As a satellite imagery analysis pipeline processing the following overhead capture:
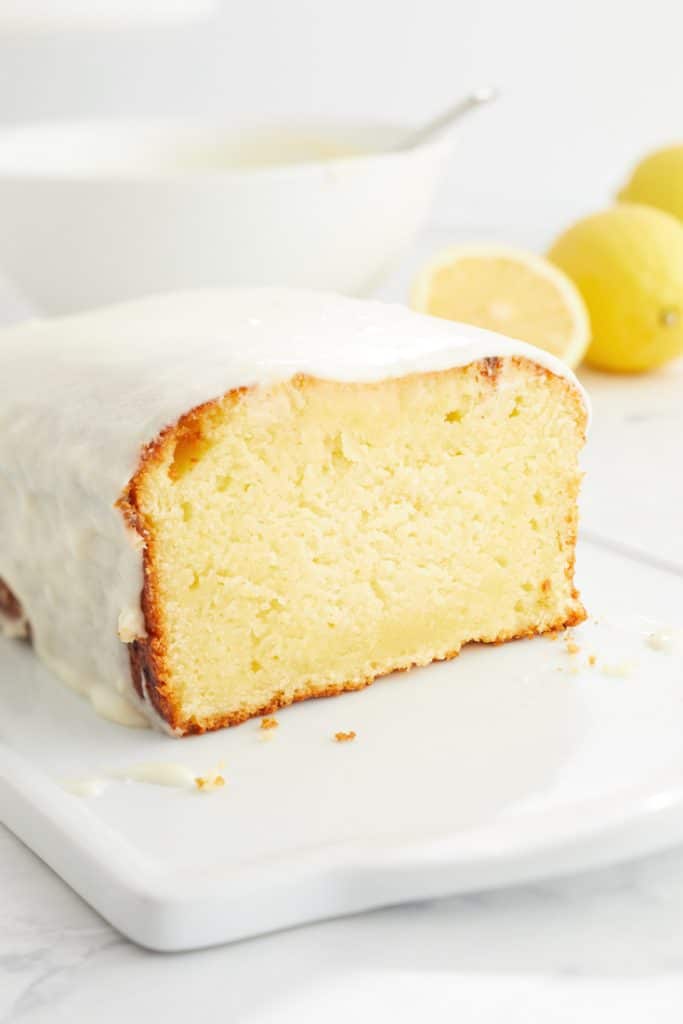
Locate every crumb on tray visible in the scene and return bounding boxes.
[600,660,635,679]
[195,774,225,792]
[645,630,675,654]
[334,730,356,743]
[260,717,279,730]
[195,761,226,792]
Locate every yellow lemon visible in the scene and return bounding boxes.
[548,204,683,372]
[411,244,590,368]
[618,145,683,221]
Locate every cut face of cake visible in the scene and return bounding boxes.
[122,361,585,733]
[0,289,588,735]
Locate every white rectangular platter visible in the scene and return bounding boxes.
[2,539,683,951]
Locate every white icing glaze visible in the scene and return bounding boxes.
[89,683,150,728]
[0,287,588,731]
[117,606,147,643]
[600,660,637,679]
[63,777,109,798]
[115,761,197,788]
[644,629,681,655]
[65,761,226,794]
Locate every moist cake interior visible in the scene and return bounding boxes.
[124,356,585,734]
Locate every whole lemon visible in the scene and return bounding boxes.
[548,204,683,372]
[618,145,683,221]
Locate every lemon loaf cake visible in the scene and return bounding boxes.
[0,289,588,735]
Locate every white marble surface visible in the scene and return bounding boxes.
[2,231,683,1022]
[6,825,683,1023]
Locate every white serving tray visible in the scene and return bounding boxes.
[2,539,683,951]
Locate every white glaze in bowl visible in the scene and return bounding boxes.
[0,119,452,312]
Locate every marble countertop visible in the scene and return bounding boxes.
[5,823,683,1023]
[2,233,683,1023]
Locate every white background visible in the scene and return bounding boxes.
[0,0,681,232]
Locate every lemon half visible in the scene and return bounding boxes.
[411,244,590,368]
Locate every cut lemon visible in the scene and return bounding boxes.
[411,244,591,368]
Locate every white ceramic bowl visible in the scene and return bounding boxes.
[0,0,215,32]
[0,119,452,314]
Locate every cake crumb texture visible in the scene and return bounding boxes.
[121,356,586,735]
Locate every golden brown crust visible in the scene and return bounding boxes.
[481,355,503,383]
[0,577,23,621]
[118,356,588,736]
[0,577,31,640]
[126,603,585,736]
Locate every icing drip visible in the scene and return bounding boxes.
[645,629,679,654]
[0,288,589,731]
[89,684,150,728]
[63,777,109,798]
[114,761,198,788]
[63,761,228,796]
